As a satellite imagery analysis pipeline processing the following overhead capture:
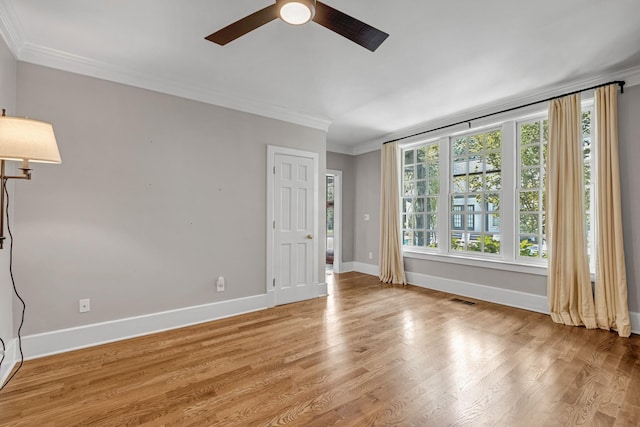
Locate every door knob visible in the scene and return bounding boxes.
[306,234,313,239]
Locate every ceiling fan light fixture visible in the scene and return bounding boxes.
[206,0,389,52]
[277,0,316,25]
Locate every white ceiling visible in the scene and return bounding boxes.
[1,0,640,153]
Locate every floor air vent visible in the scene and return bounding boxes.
[451,297,477,305]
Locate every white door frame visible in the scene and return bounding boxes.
[326,169,342,273]
[266,145,320,307]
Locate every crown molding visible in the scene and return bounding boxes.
[0,0,24,58]
[349,64,640,156]
[351,139,383,156]
[623,64,640,87]
[0,6,331,131]
[15,41,331,132]
[326,142,355,155]
[3,3,639,146]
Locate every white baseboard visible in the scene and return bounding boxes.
[16,270,640,362]
[22,294,269,360]
[318,282,328,297]
[332,262,342,274]
[339,262,355,273]
[0,337,18,387]
[352,262,378,276]
[405,271,549,314]
[353,265,640,335]
[630,312,640,335]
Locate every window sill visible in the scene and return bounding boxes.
[402,248,548,276]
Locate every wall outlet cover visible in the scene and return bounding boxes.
[79,298,90,313]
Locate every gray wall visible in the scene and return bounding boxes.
[0,36,16,347]
[351,85,640,310]
[326,151,354,262]
[353,149,381,264]
[14,62,326,335]
[619,84,640,313]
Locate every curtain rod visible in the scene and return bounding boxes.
[383,80,625,145]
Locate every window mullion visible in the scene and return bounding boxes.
[438,136,450,255]
[501,121,516,260]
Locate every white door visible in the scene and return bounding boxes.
[270,149,318,305]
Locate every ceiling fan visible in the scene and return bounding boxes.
[205,0,389,52]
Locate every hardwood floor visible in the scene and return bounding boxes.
[1,271,639,426]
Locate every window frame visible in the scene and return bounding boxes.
[582,102,596,274]
[516,115,548,263]
[448,127,504,257]
[400,99,596,277]
[401,140,441,250]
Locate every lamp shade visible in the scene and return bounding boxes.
[0,116,61,163]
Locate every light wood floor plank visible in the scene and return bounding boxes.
[1,271,639,426]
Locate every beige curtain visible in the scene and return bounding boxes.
[594,85,631,337]
[379,142,406,284]
[546,94,596,329]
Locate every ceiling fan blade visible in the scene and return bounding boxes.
[313,1,389,52]
[205,4,278,45]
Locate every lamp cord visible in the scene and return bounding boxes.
[0,177,26,392]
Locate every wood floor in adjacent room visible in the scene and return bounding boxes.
[1,272,639,426]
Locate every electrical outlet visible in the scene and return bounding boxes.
[79,298,90,313]
[368,251,373,260]
[216,276,225,292]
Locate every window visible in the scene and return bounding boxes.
[326,175,334,233]
[400,101,596,272]
[515,106,594,266]
[450,129,502,254]
[467,204,475,230]
[402,143,439,248]
[452,205,463,229]
[582,107,595,271]
[517,118,548,259]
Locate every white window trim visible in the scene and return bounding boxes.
[400,139,441,251]
[515,114,548,265]
[402,248,548,276]
[447,125,505,257]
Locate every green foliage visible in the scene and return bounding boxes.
[582,111,591,135]
[519,213,539,234]
[327,207,334,232]
[451,236,462,250]
[404,150,414,165]
[520,122,540,145]
[518,120,546,246]
[467,241,482,252]
[450,235,500,253]
[483,236,500,253]
[520,239,535,257]
[326,177,334,202]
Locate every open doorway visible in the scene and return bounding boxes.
[326,170,342,273]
